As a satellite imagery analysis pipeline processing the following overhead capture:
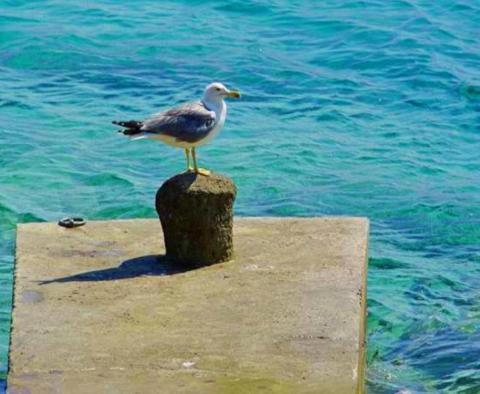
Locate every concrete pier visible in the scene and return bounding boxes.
[8,217,368,394]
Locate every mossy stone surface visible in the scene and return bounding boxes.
[156,172,236,266]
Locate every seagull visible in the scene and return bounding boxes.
[113,82,240,176]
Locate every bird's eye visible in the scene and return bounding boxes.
[215,88,221,91]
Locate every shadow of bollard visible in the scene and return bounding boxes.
[38,255,196,284]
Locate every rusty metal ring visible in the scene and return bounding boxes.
[58,217,86,228]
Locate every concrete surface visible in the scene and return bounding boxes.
[8,217,369,394]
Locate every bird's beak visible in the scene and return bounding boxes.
[227,90,241,99]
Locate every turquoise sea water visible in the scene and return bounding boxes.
[1,0,479,392]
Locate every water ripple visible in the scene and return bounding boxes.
[1,0,480,391]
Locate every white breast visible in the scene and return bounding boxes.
[194,100,227,147]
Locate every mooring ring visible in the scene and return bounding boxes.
[58,217,86,228]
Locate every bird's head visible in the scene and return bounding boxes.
[203,82,241,103]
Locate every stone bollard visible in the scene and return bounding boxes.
[155,172,237,266]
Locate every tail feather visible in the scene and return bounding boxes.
[112,120,142,128]
[129,133,149,141]
[113,119,144,136]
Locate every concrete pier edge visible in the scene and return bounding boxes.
[8,217,369,394]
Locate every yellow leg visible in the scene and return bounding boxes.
[191,147,210,176]
[184,149,193,172]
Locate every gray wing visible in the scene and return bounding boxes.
[141,101,216,143]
